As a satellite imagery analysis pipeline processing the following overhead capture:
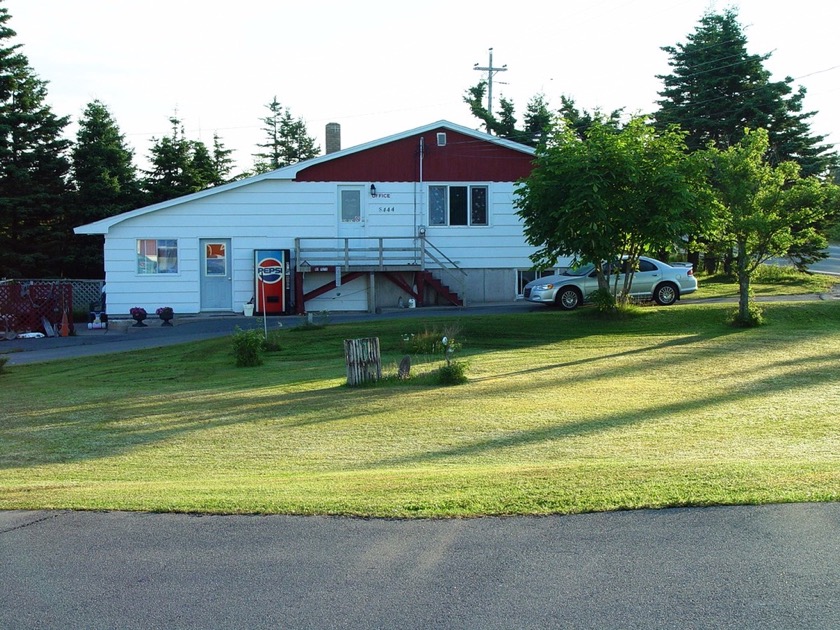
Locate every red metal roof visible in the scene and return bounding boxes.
[295,126,534,183]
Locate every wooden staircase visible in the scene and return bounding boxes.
[382,270,463,307]
[418,271,462,307]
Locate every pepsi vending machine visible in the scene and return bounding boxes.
[254,249,291,315]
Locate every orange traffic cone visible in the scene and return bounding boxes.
[60,310,70,337]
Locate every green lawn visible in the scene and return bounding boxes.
[1,298,839,517]
[686,264,837,299]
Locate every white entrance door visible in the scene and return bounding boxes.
[338,186,366,238]
[200,239,232,310]
[337,186,368,266]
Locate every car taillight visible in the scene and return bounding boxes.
[687,268,694,276]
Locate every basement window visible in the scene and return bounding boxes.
[137,239,178,274]
[429,185,488,226]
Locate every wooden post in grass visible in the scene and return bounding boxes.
[344,337,382,386]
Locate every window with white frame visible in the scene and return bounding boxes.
[136,239,178,274]
[429,185,488,226]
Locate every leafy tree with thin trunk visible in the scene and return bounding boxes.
[0,3,72,278]
[703,128,839,325]
[70,99,140,276]
[516,116,712,307]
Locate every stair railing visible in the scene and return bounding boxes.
[419,235,468,307]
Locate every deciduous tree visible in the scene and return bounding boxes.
[703,128,839,324]
[516,116,712,305]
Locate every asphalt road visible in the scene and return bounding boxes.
[2,505,838,629]
[810,244,840,276]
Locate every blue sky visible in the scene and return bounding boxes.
[6,0,839,173]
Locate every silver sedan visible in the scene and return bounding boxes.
[524,256,698,310]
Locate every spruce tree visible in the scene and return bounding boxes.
[0,4,72,278]
[253,97,318,173]
[463,82,554,147]
[188,139,215,190]
[70,99,139,276]
[211,132,235,185]
[655,8,836,177]
[143,117,198,204]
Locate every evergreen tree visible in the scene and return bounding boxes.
[655,8,836,177]
[143,116,199,204]
[463,82,554,147]
[69,99,139,276]
[495,97,518,139]
[522,94,554,146]
[558,96,623,140]
[253,97,319,173]
[211,132,235,185]
[188,139,215,190]
[0,4,72,278]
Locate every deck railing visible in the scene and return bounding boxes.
[294,236,467,301]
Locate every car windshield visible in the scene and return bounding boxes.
[563,263,595,277]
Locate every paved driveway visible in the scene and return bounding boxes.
[1,505,838,629]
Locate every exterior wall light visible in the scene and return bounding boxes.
[370,184,377,197]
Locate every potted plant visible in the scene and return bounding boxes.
[156,306,174,326]
[129,307,147,327]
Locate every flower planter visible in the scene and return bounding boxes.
[157,308,174,326]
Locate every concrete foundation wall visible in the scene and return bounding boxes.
[370,269,517,310]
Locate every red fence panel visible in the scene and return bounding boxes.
[0,281,74,336]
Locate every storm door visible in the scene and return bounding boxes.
[200,239,232,310]
[337,186,367,266]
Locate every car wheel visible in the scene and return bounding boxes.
[654,283,678,306]
[555,287,582,310]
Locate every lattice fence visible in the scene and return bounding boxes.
[0,280,75,336]
[66,279,106,311]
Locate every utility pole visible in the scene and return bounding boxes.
[473,47,508,132]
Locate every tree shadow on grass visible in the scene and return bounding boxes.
[365,351,840,470]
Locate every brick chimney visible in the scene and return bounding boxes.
[325,123,341,154]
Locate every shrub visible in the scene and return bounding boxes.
[232,327,264,367]
[587,288,616,314]
[402,324,462,355]
[437,360,468,386]
[729,304,765,328]
[752,264,800,284]
[263,328,283,353]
